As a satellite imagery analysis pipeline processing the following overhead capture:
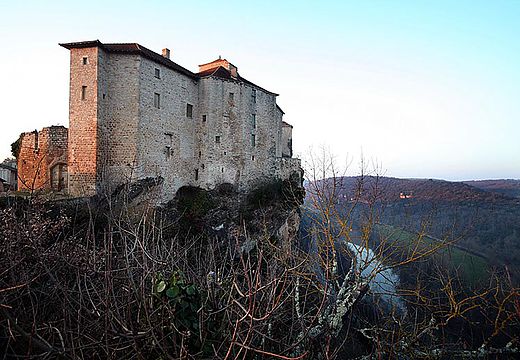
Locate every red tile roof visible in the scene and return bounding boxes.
[60,40,278,95]
[60,40,197,79]
[197,66,278,96]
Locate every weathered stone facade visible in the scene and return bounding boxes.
[17,126,68,192]
[57,40,301,201]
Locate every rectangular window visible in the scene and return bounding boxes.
[252,89,256,103]
[202,114,207,122]
[251,114,256,129]
[81,86,87,100]
[82,57,88,65]
[186,103,193,118]
[229,92,234,101]
[154,93,161,109]
[251,155,255,161]
[251,134,256,147]
[195,169,199,181]
[215,136,221,144]
[155,68,161,78]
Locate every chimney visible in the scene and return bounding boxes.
[229,64,238,78]
[162,48,170,59]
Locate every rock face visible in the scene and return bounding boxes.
[17,126,68,192]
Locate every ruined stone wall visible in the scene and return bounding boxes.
[17,126,68,191]
[67,47,100,196]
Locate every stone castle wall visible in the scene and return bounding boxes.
[17,126,68,191]
[59,42,300,201]
[136,57,200,200]
[96,52,141,194]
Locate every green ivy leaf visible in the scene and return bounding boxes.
[156,280,166,293]
[186,285,196,295]
[166,285,180,298]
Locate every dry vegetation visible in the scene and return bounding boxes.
[1,158,519,359]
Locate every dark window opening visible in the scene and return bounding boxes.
[155,68,161,78]
[201,164,205,169]
[154,93,160,109]
[202,114,207,122]
[221,167,224,173]
[81,86,87,100]
[215,136,221,144]
[223,151,227,155]
[252,114,256,129]
[252,89,257,103]
[251,134,256,147]
[186,103,193,118]
[195,169,199,181]
[102,93,106,99]
[229,92,234,102]
[82,57,88,65]
[51,163,68,191]
[251,155,255,161]
[33,130,39,151]
[198,150,201,158]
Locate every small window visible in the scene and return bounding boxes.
[202,114,207,122]
[221,167,224,173]
[252,89,257,103]
[82,57,88,65]
[195,169,199,181]
[201,164,205,169]
[102,93,106,99]
[251,134,256,147]
[251,114,256,129]
[81,86,87,100]
[223,151,227,155]
[215,136,221,144]
[154,68,161,78]
[198,150,201,158]
[251,155,255,161]
[229,92,234,101]
[186,104,193,118]
[154,93,161,109]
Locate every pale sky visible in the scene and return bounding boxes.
[0,0,519,180]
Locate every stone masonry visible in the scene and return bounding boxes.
[33,40,302,201]
[17,126,68,192]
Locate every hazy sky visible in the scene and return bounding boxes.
[1,0,519,180]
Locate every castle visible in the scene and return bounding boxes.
[17,40,301,201]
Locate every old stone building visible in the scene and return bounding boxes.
[18,40,300,200]
[0,159,17,192]
[17,126,68,192]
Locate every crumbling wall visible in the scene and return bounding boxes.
[17,126,68,192]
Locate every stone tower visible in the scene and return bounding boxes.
[62,42,104,196]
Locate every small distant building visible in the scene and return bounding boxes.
[17,126,68,192]
[0,159,17,192]
[399,191,413,199]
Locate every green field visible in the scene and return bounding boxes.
[375,224,490,287]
